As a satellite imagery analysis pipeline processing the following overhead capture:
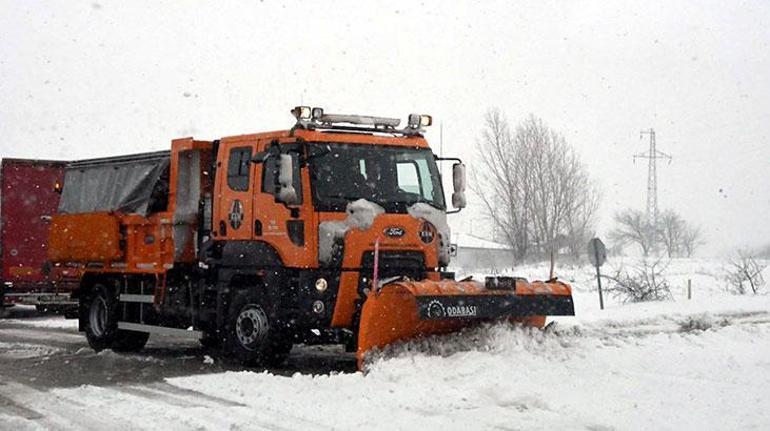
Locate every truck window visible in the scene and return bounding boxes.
[396,161,421,194]
[309,143,445,212]
[227,147,252,191]
[261,156,278,194]
[414,159,435,200]
[147,164,170,213]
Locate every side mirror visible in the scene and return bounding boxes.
[277,154,299,205]
[251,151,267,164]
[252,140,280,164]
[451,163,467,209]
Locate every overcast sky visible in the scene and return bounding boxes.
[1,1,768,256]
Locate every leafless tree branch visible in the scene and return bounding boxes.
[472,110,599,262]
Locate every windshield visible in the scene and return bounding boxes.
[309,143,446,212]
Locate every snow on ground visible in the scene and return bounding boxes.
[0,341,61,360]
[6,301,769,430]
[166,286,770,430]
[458,256,754,298]
[2,317,79,330]
[2,258,769,430]
[0,305,79,329]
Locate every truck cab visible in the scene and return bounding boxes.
[207,110,464,339]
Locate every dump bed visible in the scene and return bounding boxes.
[46,143,210,273]
[0,158,72,306]
[47,150,174,269]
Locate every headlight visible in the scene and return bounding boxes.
[408,114,432,128]
[315,278,328,292]
[292,106,312,120]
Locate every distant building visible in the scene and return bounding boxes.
[449,233,515,273]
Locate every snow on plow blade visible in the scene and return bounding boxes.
[356,278,574,369]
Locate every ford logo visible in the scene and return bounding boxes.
[384,226,406,238]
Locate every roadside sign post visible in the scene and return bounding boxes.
[587,238,607,310]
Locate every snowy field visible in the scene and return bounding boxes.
[1,258,769,430]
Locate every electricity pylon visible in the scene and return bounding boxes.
[634,128,672,230]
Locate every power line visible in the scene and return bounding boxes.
[633,128,672,229]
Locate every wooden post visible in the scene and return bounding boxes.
[592,244,604,310]
[687,279,692,300]
[595,263,604,310]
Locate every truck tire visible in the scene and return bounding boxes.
[225,289,292,367]
[112,330,150,353]
[84,283,149,352]
[0,283,9,318]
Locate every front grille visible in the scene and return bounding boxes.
[360,251,425,280]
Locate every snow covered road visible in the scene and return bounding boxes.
[1,293,769,430]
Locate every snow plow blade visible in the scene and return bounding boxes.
[356,278,574,369]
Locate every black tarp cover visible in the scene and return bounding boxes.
[58,152,170,216]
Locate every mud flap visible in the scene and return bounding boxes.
[356,279,574,370]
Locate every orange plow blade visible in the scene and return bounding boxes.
[356,277,574,369]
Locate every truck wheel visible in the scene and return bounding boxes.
[225,290,292,367]
[84,283,149,352]
[84,284,117,351]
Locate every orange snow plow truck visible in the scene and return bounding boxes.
[46,107,574,369]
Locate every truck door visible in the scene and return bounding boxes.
[216,145,255,240]
[251,140,315,267]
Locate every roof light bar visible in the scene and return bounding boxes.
[291,106,431,135]
[319,114,401,128]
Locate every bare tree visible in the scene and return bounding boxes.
[659,209,685,258]
[725,250,767,294]
[473,109,530,261]
[681,224,704,257]
[611,208,704,257]
[608,209,657,256]
[473,110,599,262]
[605,259,673,302]
[563,182,600,260]
[659,209,704,257]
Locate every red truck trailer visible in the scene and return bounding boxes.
[0,158,78,315]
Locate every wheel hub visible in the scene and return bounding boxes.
[235,305,269,350]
